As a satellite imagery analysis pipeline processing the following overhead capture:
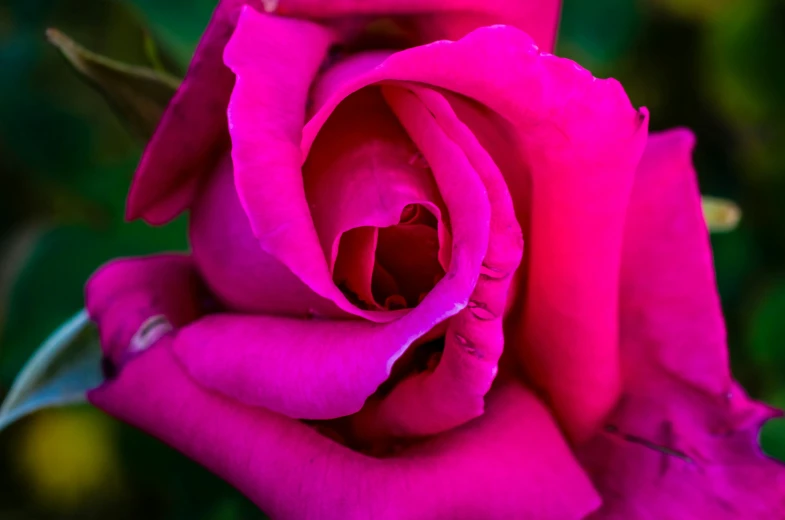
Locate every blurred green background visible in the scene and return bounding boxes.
[0,0,783,518]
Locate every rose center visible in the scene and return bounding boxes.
[334,203,445,311]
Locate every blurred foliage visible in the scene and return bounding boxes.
[0,0,783,517]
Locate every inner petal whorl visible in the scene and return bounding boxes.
[303,87,450,312]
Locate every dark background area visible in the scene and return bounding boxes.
[1,0,783,518]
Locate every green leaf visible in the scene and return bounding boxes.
[46,28,180,141]
[0,309,102,433]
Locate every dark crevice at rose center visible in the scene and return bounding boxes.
[306,336,446,454]
[334,203,445,310]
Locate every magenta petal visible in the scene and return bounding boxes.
[85,255,203,365]
[274,0,562,53]
[90,343,599,520]
[225,8,485,324]
[225,8,395,319]
[305,26,648,438]
[86,248,477,420]
[578,130,785,519]
[617,130,729,392]
[87,251,485,423]
[333,226,383,308]
[126,0,246,224]
[350,87,521,438]
[190,154,345,318]
[303,88,445,271]
[173,311,443,419]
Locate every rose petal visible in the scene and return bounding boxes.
[86,240,483,420]
[304,26,648,439]
[303,87,447,276]
[89,343,599,520]
[273,0,562,53]
[190,154,346,318]
[127,0,561,223]
[173,312,441,419]
[224,8,403,321]
[577,130,785,519]
[348,86,521,438]
[332,226,382,309]
[178,90,491,416]
[617,130,729,391]
[85,254,204,366]
[224,8,488,328]
[126,0,246,223]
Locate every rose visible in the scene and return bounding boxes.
[84,0,785,518]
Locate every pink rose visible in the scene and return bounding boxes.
[85,1,785,518]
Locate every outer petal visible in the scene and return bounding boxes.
[272,0,562,53]
[85,255,204,367]
[126,0,246,223]
[173,312,440,419]
[303,25,649,439]
[86,243,484,421]
[89,342,599,520]
[578,130,785,519]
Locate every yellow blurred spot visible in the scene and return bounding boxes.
[702,196,742,233]
[15,407,122,511]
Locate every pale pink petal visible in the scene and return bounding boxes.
[89,342,599,520]
[303,26,648,439]
[273,0,562,53]
[126,0,246,223]
[578,130,785,519]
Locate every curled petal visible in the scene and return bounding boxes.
[85,254,204,367]
[173,309,466,420]
[225,8,403,320]
[179,94,490,418]
[302,87,447,279]
[351,86,521,438]
[89,343,600,520]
